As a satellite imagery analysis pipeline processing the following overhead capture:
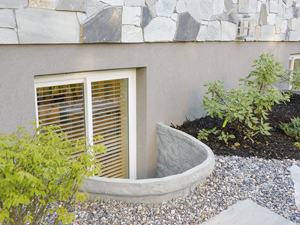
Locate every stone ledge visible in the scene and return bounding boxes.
[80,123,215,203]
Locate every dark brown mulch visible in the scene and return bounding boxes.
[172,94,300,160]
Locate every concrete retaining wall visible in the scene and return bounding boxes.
[80,123,215,203]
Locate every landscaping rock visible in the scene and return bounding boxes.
[82,7,122,43]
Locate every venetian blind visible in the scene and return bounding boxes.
[36,83,85,142]
[92,79,129,179]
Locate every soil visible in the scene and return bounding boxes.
[172,94,300,160]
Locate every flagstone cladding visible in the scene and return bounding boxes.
[1,0,300,43]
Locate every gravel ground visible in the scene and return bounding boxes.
[67,155,300,225]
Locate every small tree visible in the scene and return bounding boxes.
[0,123,105,225]
[199,53,290,142]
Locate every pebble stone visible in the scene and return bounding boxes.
[48,155,300,224]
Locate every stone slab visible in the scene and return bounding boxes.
[156,0,177,17]
[0,9,16,28]
[101,0,123,5]
[203,199,296,225]
[176,0,187,13]
[174,12,200,41]
[146,0,156,17]
[56,0,86,12]
[221,21,236,41]
[141,6,152,28]
[144,17,176,42]
[85,0,105,17]
[29,0,58,10]
[0,28,18,44]
[186,0,212,22]
[228,9,238,24]
[16,8,80,44]
[259,4,267,26]
[0,0,28,8]
[213,0,224,15]
[122,25,143,42]
[82,7,122,43]
[206,20,221,41]
[122,7,141,26]
[260,25,275,41]
[124,0,145,6]
[196,25,207,41]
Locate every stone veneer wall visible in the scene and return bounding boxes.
[0,0,300,44]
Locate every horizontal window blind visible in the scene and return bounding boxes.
[92,79,129,179]
[35,71,134,179]
[36,83,85,142]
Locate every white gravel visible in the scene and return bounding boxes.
[64,155,300,224]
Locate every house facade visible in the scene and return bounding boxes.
[0,0,300,179]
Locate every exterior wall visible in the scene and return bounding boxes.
[0,42,299,178]
[0,0,300,44]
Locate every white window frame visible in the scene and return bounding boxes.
[34,69,137,180]
[289,54,300,90]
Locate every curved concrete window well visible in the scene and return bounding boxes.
[80,123,215,203]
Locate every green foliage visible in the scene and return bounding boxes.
[0,123,106,225]
[295,142,300,149]
[280,117,300,141]
[279,69,300,91]
[218,131,235,144]
[197,128,218,141]
[199,53,289,143]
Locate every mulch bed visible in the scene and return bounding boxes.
[172,94,300,160]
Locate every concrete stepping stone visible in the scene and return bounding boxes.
[289,165,300,208]
[202,199,295,225]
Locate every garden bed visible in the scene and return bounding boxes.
[172,93,300,160]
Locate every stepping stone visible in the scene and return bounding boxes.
[289,165,300,208]
[203,199,295,225]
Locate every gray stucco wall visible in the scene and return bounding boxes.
[0,42,299,178]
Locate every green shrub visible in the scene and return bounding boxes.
[199,53,289,142]
[197,128,218,141]
[280,117,300,141]
[0,123,105,225]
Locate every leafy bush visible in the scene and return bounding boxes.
[0,123,105,225]
[197,128,217,141]
[199,53,290,142]
[280,117,300,141]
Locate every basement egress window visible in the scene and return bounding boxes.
[289,54,300,90]
[34,69,136,179]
